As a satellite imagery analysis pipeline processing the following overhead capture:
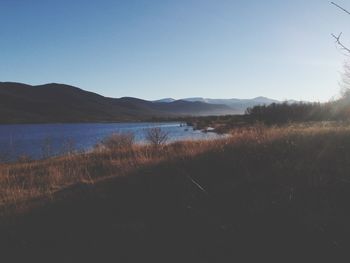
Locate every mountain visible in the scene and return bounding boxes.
[0,82,235,124]
[152,100,236,115]
[162,96,280,113]
[153,98,176,103]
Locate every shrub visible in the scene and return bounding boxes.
[100,132,135,151]
[145,127,169,147]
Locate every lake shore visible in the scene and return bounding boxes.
[0,122,223,162]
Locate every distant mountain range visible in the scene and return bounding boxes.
[154,96,281,113]
[0,82,233,124]
[0,82,290,124]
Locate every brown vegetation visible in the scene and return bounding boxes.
[145,127,169,146]
[1,122,350,213]
[0,133,218,214]
[96,131,135,151]
[2,123,350,261]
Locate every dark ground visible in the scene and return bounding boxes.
[1,129,350,262]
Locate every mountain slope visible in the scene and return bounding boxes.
[0,82,234,124]
[180,97,280,113]
[153,98,176,103]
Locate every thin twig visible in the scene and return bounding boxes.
[331,2,350,15]
[186,175,208,195]
[331,2,350,53]
[332,33,350,53]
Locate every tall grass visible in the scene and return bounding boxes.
[1,122,350,214]
[0,137,221,212]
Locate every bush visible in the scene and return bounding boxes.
[145,127,169,147]
[100,132,135,151]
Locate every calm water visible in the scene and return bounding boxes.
[0,122,221,161]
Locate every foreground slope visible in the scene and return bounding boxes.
[1,124,350,262]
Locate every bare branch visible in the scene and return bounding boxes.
[331,2,350,15]
[332,32,350,53]
[331,3,350,53]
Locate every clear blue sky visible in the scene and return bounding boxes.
[0,0,349,101]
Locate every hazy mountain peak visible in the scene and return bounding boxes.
[153,98,176,103]
[155,96,281,113]
[251,96,279,103]
[252,96,269,100]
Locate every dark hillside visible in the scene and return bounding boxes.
[1,125,350,262]
[0,82,234,123]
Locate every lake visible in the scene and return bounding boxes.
[0,122,221,161]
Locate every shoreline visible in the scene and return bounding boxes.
[0,122,223,163]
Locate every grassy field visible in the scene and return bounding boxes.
[2,122,350,262]
[0,138,221,213]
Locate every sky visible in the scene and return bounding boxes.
[0,0,349,102]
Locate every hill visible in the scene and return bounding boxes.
[0,82,234,124]
[156,96,280,113]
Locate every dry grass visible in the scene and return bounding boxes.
[0,138,222,212]
[1,121,350,214]
[3,122,350,261]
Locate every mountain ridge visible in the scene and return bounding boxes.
[154,96,281,113]
[0,82,235,124]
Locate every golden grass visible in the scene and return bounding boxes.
[0,139,220,210]
[1,121,350,213]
